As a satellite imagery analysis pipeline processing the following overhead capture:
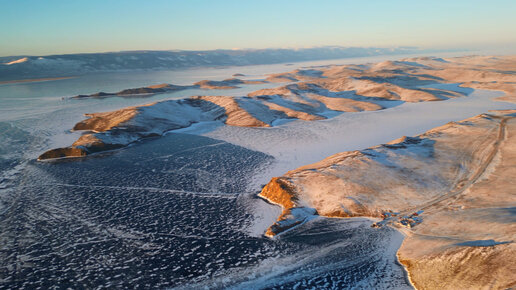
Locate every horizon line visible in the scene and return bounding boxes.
[0,45,456,59]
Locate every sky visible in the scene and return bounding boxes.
[1,0,516,57]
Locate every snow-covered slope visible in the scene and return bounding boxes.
[259,110,516,288]
[37,55,516,160]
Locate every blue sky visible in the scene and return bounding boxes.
[1,0,515,56]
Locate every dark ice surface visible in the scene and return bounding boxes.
[0,133,410,289]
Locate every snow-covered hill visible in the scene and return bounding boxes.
[0,46,427,81]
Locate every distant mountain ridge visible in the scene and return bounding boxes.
[0,46,438,81]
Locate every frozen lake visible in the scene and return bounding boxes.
[0,52,514,288]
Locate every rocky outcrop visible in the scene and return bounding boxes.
[258,177,320,237]
[259,177,297,209]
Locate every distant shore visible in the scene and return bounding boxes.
[0,76,76,85]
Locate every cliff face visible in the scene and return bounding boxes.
[258,110,516,288]
[258,177,297,209]
[258,177,300,237]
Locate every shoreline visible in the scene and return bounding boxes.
[0,76,76,85]
[396,249,418,289]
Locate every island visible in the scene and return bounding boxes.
[71,78,268,99]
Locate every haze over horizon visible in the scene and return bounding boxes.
[1,0,516,57]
